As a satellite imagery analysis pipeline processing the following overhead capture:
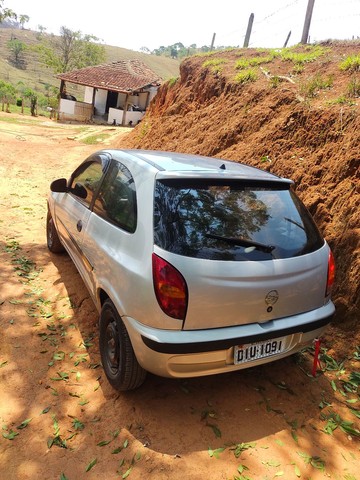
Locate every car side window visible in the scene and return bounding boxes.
[70,161,104,207]
[93,161,137,233]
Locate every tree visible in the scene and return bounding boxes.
[36,24,47,40]
[0,0,16,22]
[140,46,151,54]
[0,80,16,112]
[7,38,26,67]
[19,14,29,29]
[37,26,105,74]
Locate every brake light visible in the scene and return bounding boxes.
[152,253,188,320]
[326,250,335,297]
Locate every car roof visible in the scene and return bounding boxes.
[103,149,292,184]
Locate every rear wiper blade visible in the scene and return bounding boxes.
[205,233,275,253]
[284,217,305,231]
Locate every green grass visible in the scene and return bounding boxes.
[235,55,274,70]
[81,133,111,144]
[279,45,327,65]
[339,55,360,73]
[234,69,257,84]
[347,77,360,97]
[300,74,334,98]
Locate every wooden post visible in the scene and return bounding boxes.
[210,33,216,51]
[243,13,254,48]
[301,0,315,44]
[283,31,292,48]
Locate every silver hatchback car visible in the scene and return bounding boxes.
[47,149,335,390]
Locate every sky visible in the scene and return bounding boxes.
[4,0,360,51]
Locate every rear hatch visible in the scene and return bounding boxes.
[153,175,327,330]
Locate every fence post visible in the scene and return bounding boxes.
[301,0,315,44]
[243,13,254,47]
[210,33,216,51]
[283,31,292,48]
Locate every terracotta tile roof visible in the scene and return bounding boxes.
[56,60,161,93]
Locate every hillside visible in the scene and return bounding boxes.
[0,26,179,97]
[115,42,360,350]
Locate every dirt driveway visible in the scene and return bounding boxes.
[0,114,359,480]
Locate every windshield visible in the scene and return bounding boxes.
[153,180,324,261]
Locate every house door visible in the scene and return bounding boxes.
[105,91,118,113]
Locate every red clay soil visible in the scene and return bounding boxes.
[0,42,359,480]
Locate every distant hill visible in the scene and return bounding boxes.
[0,26,180,98]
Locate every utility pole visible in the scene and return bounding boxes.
[301,0,315,44]
[243,13,254,47]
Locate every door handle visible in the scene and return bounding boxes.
[76,220,83,232]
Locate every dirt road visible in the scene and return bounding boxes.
[0,114,359,480]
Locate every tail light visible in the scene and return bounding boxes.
[326,249,335,297]
[152,253,188,320]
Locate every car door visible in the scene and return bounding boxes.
[54,154,109,290]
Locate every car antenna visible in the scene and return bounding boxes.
[219,164,226,170]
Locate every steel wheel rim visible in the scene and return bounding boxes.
[105,320,120,374]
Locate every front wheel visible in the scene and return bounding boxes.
[46,210,65,253]
[99,299,146,391]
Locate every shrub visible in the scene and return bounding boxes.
[234,69,257,84]
[340,55,360,73]
[347,77,360,97]
[300,74,334,98]
[235,55,273,70]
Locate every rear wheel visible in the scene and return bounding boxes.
[46,210,65,253]
[99,299,146,391]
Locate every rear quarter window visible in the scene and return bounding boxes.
[153,180,324,261]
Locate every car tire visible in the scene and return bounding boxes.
[46,210,65,253]
[99,299,146,391]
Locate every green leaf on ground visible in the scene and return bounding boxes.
[2,429,19,440]
[85,458,97,472]
[72,419,85,431]
[122,468,132,479]
[53,351,65,361]
[232,442,256,458]
[208,447,225,458]
[112,447,122,454]
[207,423,221,438]
[97,439,111,447]
[17,418,32,429]
[50,371,69,382]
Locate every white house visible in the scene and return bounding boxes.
[56,60,161,125]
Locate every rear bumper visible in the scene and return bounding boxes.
[124,301,335,378]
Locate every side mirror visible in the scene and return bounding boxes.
[50,178,68,192]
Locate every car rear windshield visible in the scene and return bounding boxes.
[153,179,324,261]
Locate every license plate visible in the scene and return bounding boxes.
[234,337,286,365]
